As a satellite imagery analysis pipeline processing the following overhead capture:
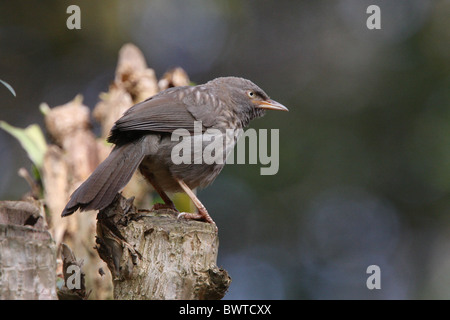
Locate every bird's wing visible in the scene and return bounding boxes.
[107,89,209,144]
[114,96,199,132]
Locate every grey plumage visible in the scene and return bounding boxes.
[61,77,288,221]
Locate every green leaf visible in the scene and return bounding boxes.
[0,79,16,97]
[172,193,195,212]
[39,102,51,116]
[151,193,195,212]
[0,121,47,169]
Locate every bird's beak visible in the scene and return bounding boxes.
[256,99,289,112]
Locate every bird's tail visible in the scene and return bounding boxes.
[61,142,145,217]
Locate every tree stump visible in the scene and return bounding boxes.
[95,194,231,300]
[0,200,57,299]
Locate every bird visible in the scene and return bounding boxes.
[61,77,288,225]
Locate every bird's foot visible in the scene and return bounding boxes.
[151,202,178,212]
[177,208,216,227]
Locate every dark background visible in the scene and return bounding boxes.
[1,0,450,299]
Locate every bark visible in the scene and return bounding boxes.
[95,194,231,300]
[57,243,89,300]
[0,200,57,299]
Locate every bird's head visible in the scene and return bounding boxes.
[209,77,288,127]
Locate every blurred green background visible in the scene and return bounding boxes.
[1,0,450,299]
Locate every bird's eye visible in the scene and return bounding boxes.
[247,91,255,98]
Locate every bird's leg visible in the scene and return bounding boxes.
[175,178,216,226]
[143,173,177,211]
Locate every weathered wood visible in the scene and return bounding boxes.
[42,95,112,300]
[0,200,57,300]
[95,194,231,300]
[57,243,89,300]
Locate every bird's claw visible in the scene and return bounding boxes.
[177,212,202,220]
[177,211,217,228]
